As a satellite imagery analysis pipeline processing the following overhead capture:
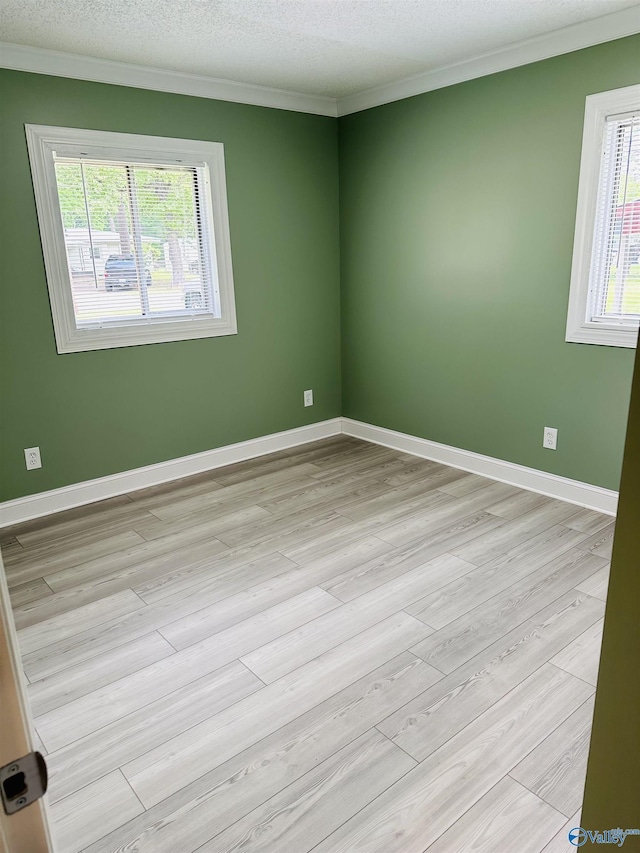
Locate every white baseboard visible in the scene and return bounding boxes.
[0,418,342,527]
[0,415,618,527]
[342,418,618,516]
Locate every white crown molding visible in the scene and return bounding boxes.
[0,418,342,527]
[2,7,638,119]
[0,42,338,117]
[336,6,640,116]
[342,419,618,515]
[0,416,618,527]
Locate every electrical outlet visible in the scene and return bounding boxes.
[304,389,314,407]
[543,427,558,451]
[24,446,42,470]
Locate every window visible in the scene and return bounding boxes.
[26,126,237,353]
[566,84,640,348]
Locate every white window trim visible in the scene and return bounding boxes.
[25,125,237,353]
[566,84,640,349]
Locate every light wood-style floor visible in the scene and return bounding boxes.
[1,437,614,853]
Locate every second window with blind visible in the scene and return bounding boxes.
[26,126,237,353]
[567,84,640,348]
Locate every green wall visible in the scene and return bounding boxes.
[1,37,639,503]
[0,70,341,501]
[339,36,640,491]
[582,340,640,848]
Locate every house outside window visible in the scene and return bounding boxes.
[26,125,237,353]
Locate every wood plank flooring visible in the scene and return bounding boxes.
[0,436,612,853]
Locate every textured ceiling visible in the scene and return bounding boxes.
[0,0,638,98]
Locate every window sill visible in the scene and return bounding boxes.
[55,315,238,353]
[565,324,639,349]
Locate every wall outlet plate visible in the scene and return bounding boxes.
[543,427,558,451]
[24,447,42,470]
[304,389,313,407]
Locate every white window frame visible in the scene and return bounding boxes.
[566,84,640,349]
[25,125,237,353]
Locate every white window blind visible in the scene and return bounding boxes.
[589,111,640,326]
[25,125,237,353]
[54,158,220,328]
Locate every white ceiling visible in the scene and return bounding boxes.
[1,0,639,100]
